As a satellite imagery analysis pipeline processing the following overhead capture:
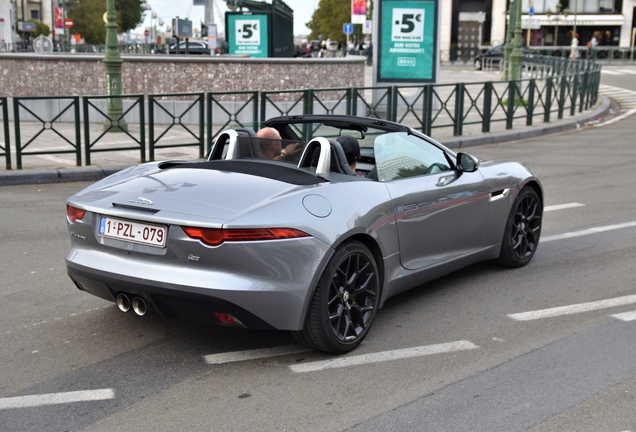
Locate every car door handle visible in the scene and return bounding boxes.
[397,203,418,212]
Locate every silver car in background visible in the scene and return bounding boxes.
[65,115,543,353]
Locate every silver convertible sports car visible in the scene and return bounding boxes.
[65,115,543,353]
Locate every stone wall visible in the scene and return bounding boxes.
[0,54,367,97]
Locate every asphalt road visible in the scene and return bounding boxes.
[1,66,636,431]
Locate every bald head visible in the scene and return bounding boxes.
[257,127,282,159]
[256,127,281,140]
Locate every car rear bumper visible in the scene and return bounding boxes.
[65,238,333,331]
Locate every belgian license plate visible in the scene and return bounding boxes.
[99,217,167,247]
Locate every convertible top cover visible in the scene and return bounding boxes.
[159,159,327,186]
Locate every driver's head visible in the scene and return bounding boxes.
[256,127,282,159]
[336,135,361,171]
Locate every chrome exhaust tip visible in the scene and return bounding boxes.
[132,297,147,316]
[116,293,131,313]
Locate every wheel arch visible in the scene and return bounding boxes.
[334,232,386,307]
[522,180,544,208]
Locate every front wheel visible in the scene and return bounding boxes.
[497,187,542,268]
[293,241,380,354]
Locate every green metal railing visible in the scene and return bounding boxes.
[206,91,259,152]
[82,94,145,166]
[0,97,9,169]
[148,93,205,161]
[4,55,603,170]
[13,96,81,170]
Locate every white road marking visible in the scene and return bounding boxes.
[289,341,478,373]
[508,295,636,321]
[541,221,636,243]
[0,389,115,410]
[611,311,636,322]
[203,345,310,365]
[544,202,584,212]
[600,69,623,75]
[617,69,636,75]
[596,85,636,126]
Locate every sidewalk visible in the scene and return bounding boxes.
[0,65,610,186]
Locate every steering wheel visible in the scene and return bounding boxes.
[424,163,448,175]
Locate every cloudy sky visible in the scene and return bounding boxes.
[137,0,318,37]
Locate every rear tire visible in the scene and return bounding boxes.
[293,241,380,354]
[497,187,542,268]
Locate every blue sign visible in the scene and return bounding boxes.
[529,5,535,16]
[343,23,353,35]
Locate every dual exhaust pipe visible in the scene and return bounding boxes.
[116,293,148,316]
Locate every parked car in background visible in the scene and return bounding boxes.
[474,44,534,70]
[168,40,211,55]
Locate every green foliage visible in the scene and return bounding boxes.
[67,0,146,45]
[14,20,50,38]
[35,21,51,38]
[306,0,366,42]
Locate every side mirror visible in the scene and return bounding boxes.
[457,152,479,173]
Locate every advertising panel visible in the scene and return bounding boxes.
[227,14,269,58]
[378,0,437,83]
[352,0,367,24]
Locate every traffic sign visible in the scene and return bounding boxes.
[144,29,150,37]
[529,5,535,16]
[343,23,353,35]
[65,18,73,28]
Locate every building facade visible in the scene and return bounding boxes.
[440,0,636,53]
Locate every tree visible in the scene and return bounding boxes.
[67,0,146,45]
[305,0,352,42]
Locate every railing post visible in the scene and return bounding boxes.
[206,92,212,155]
[148,95,155,161]
[506,80,516,130]
[304,89,314,115]
[198,93,205,158]
[482,81,492,133]
[139,95,146,163]
[83,97,91,166]
[422,85,433,136]
[73,96,81,166]
[527,79,535,126]
[570,74,578,116]
[558,75,567,119]
[13,98,21,169]
[454,83,464,136]
[389,86,398,121]
[1,98,10,169]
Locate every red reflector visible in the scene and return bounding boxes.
[67,205,86,223]
[213,312,243,326]
[181,226,309,246]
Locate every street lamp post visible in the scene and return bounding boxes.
[510,0,523,81]
[103,0,127,131]
[503,0,515,80]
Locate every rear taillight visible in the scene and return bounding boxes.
[181,226,309,247]
[66,205,86,223]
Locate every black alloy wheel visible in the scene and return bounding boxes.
[293,241,380,353]
[498,187,542,268]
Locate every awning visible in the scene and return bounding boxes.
[524,14,625,27]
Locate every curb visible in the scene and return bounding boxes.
[0,97,612,186]
[0,165,133,187]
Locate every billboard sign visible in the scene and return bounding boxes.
[173,18,193,38]
[227,14,269,58]
[377,0,438,83]
[352,0,367,24]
